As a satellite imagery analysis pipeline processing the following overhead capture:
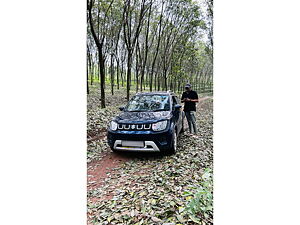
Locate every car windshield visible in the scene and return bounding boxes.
[125,94,170,112]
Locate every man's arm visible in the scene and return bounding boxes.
[181,93,186,103]
[185,99,198,102]
[193,91,199,102]
[186,92,199,102]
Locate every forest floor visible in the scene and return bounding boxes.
[87,85,213,225]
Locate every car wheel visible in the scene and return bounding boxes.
[165,130,177,155]
[180,120,184,133]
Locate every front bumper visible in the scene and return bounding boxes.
[107,129,173,152]
[113,140,160,152]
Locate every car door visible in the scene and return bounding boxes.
[176,96,183,133]
[172,95,182,134]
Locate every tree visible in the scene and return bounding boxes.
[122,0,149,100]
[87,0,115,108]
[87,0,213,101]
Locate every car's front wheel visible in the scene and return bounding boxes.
[180,119,184,133]
[111,147,117,153]
[165,130,177,155]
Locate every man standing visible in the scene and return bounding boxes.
[181,84,199,134]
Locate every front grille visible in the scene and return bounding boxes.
[118,123,151,130]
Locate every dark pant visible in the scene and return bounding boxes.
[184,111,197,134]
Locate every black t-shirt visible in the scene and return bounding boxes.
[181,90,199,112]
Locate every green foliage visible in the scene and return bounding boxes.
[184,168,213,222]
[87,0,213,96]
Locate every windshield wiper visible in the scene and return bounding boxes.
[151,109,168,112]
[126,109,168,112]
[127,110,147,112]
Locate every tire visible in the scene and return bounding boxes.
[179,112,185,134]
[165,130,177,155]
[180,119,184,133]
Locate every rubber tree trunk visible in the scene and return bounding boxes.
[163,70,167,91]
[149,70,153,91]
[135,45,139,93]
[87,57,89,95]
[88,1,105,107]
[126,54,132,101]
[121,63,124,87]
[99,51,106,108]
[116,59,119,89]
[110,54,114,95]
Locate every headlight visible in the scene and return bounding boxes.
[110,121,118,131]
[152,120,168,131]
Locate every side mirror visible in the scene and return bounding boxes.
[174,104,182,110]
[119,106,125,111]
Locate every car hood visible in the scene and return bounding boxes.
[115,111,172,123]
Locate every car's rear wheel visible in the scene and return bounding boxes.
[165,130,177,155]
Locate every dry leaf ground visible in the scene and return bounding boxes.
[87,85,213,225]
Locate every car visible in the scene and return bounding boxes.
[107,91,184,155]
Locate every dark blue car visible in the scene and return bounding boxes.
[107,91,184,155]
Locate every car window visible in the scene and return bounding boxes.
[172,96,178,104]
[172,96,177,110]
[125,95,170,112]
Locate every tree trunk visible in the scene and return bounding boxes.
[87,56,89,95]
[140,2,152,92]
[135,45,139,93]
[157,73,160,91]
[87,45,93,86]
[90,63,94,85]
[164,71,167,91]
[154,70,157,91]
[116,59,120,89]
[149,70,153,92]
[96,52,99,81]
[149,4,163,92]
[121,62,124,87]
[110,54,114,95]
[88,0,106,108]
[126,54,132,101]
[99,51,106,108]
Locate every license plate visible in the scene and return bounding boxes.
[122,141,144,147]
